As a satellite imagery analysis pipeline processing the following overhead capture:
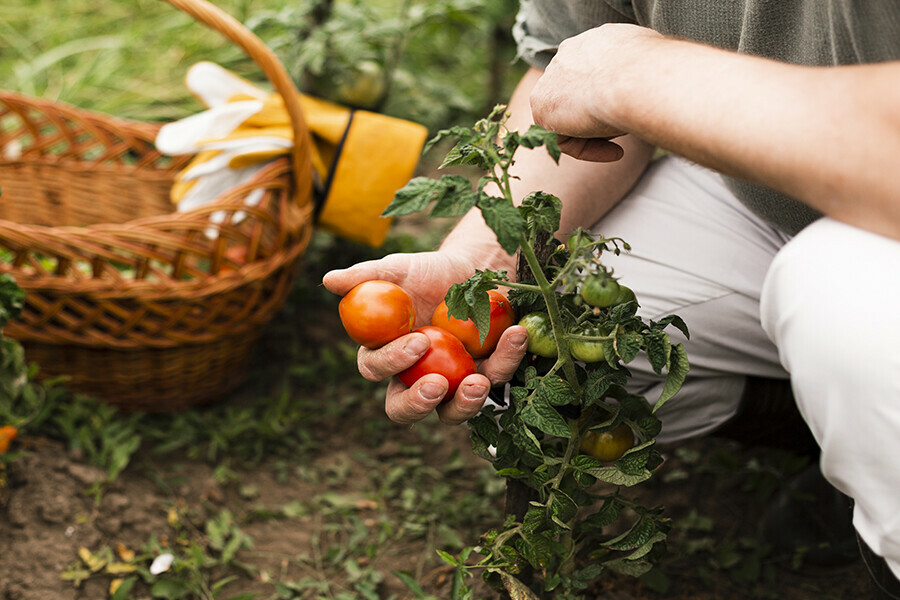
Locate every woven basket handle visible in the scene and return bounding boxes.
[163,0,314,209]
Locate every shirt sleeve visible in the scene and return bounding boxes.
[513,0,638,70]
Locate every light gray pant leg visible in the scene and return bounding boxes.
[590,156,790,443]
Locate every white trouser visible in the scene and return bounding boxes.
[589,155,900,577]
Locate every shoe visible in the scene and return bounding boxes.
[857,532,900,599]
[759,463,859,568]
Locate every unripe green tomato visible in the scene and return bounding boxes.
[580,423,635,462]
[568,325,607,363]
[518,312,557,358]
[614,284,637,306]
[580,275,621,308]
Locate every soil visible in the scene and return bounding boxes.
[0,273,874,600]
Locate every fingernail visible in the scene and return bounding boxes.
[419,383,445,401]
[463,384,488,401]
[404,335,428,356]
[508,332,527,349]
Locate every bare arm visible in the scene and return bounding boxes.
[530,24,900,241]
[440,66,655,272]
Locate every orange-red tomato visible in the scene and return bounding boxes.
[0,425,18,454]
[339,280,416,349]
[398,326,477,399]
[431,290,514,358]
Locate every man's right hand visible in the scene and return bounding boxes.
[322,251,527,426]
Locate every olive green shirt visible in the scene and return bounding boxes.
[513,0,900,236]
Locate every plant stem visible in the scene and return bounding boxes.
[518,240,580,393]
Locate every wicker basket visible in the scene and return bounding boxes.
[0,0,316,411]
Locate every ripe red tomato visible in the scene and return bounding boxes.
[431,289,514,358]
[339,280,416,349]
[398,326,477,399]
[580,423,635,462]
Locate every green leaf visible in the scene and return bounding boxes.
[614,441,654,476]
[606,516,656,552]
[477,194,524,255]
[655,343,689,412]
[550,490,578,523]
[614,330,642,364]
[583,363,629,405]
[518,191,562,238]
[440,142,493,170]
[110,577,137,600]
[382,175,478,218]
[569,454,653,487]
[522,504,546,533]
[643,330,671,375]
[468,412,500,447]
[443,272,508,343]
[653,314,691,339]
[518,125,561,163]
[604,558,654,578]
[436,549,459,566]
[534,376,574,407]
[518,400,570,438]
[580,497,623,531]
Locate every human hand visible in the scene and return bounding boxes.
[530,23,664,162]
[322,251,527,426]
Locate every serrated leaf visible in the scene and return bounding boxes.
[550,490,578,523]
[654,314,690,339]
[382,175,478,218]
[518,125,561,163]
[440,142,492,170]
[477,194,525,255]
[571,458,653,487]
[581,497,623,531]
[534,376,574,407]
[604,558,654,577]
[606,516,656,552]
[519,191,562,238]
[584,363,629,404]
[519,400,570,438]
[469,412,500,446]
[522,505,546,533]
[614,441,654,476]
[655,343,689,412]
[643,330,671,375]
[382,177,440,216]
[621,531,667,562]
[614,330,642,364]
[509,421,544,463]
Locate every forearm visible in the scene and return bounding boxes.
[441,67,654,270]
[601,35,900,240]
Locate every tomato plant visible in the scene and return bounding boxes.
[398,326,477,399]
[517,312,556,358]
[338,280,415,349]
[580,423,634,462]
[383,108,691,599]
[432,289,514,358]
